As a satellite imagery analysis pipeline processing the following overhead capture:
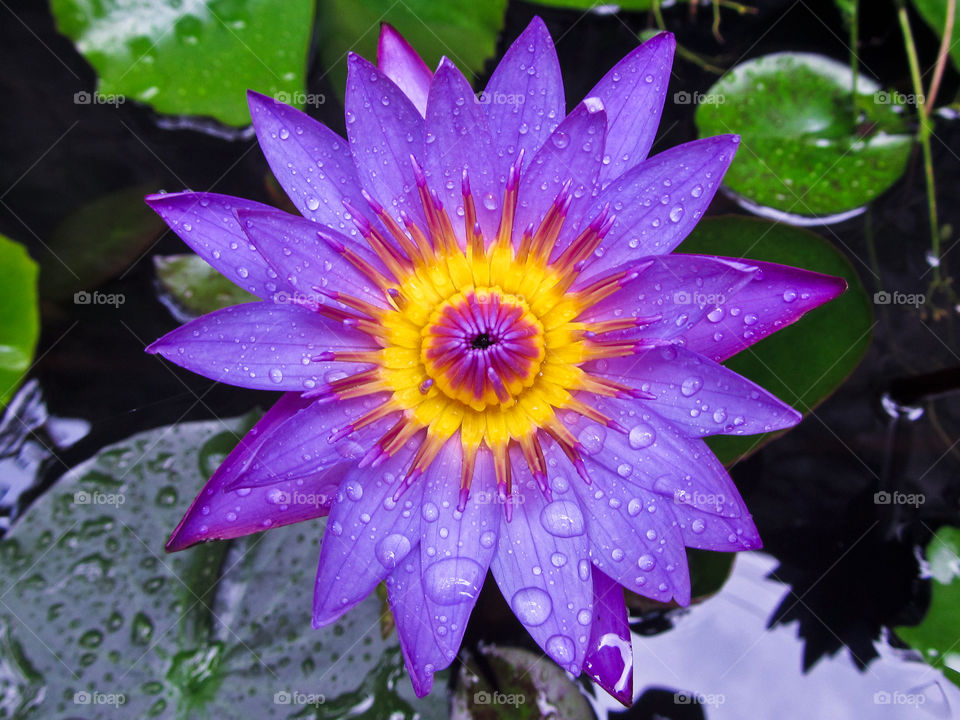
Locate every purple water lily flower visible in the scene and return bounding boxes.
[146,18,845,703]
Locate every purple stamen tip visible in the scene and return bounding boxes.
[410,154,427,186]
[419,378,434,394]
[360,188,384,214]
[457,486,470,512]
[461,168,471,196]
[312,351,336,362]
[317,232,345,254]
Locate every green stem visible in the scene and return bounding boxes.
[849,1,859,103]
[897,3,941,286]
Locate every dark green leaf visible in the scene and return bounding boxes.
[452,645,593,720]
[155,253,258,319]
[315,0,507,94]
[0,235,39,406]
[677,216,872,465]
[911,0,960,73]
[40,186,165,300]
[51,0,315,126]
[896,526,960,689]
[0,416,448,718]
[696,53,913,217]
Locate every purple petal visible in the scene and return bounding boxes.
[313,445,425,627]
[515,100,606,245]
[236,207,389,308]
[420,443,498,657]
[145,192,292,299]
[483,16,564,178]
[246,91,368,236]
[489,447,593,675]
[585,345,800,438]
[671,501,761,551]
[228,392,394,489]
[146,302,376,391]
[377,23,432,117]
[167,393,339,551]
[387,545,456,697]
[563,135,740,267]
[567,448,690,605]
[575,254,758,340]
[345,53,426,227]
[425,58,500,241]
[588,33,675,187]
[561,397,748,519]
[584,569,633,705]
[681,259,848,362]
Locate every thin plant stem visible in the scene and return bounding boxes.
[925,0,956,115]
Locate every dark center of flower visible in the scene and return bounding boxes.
[470,333,495,350]
[420,287,546,412]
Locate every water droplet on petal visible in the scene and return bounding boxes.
[628,423,656,449]
[511,587,553,626]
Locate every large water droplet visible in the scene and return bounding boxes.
[424,557,484,604]
[375,533,412,569]
[680,376,703,397]
[628,423,656,449]
[511,587,553,626]
[539,500,585,537]
[546,634,575,663]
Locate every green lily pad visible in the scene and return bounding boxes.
[911,0,960,73]
[0,235,39,406]
[452,645,593,720]
[0,415,448,718]
[695,52,913,217]
[40,186,166,301]
[155,253,258,319]
[51,0,314,126]
[896,527,960,689]
[315,0,507,94]
[677,216,872,466]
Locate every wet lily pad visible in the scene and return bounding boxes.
[452,644,593,720]
[0,416,448,718]
[696,53,913,217]
[896,527,960,689]
[0,235,39,406]
[155,253,258,320]
[51,0,314,126]
[316,0,507,93]
[677,216,872,466]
